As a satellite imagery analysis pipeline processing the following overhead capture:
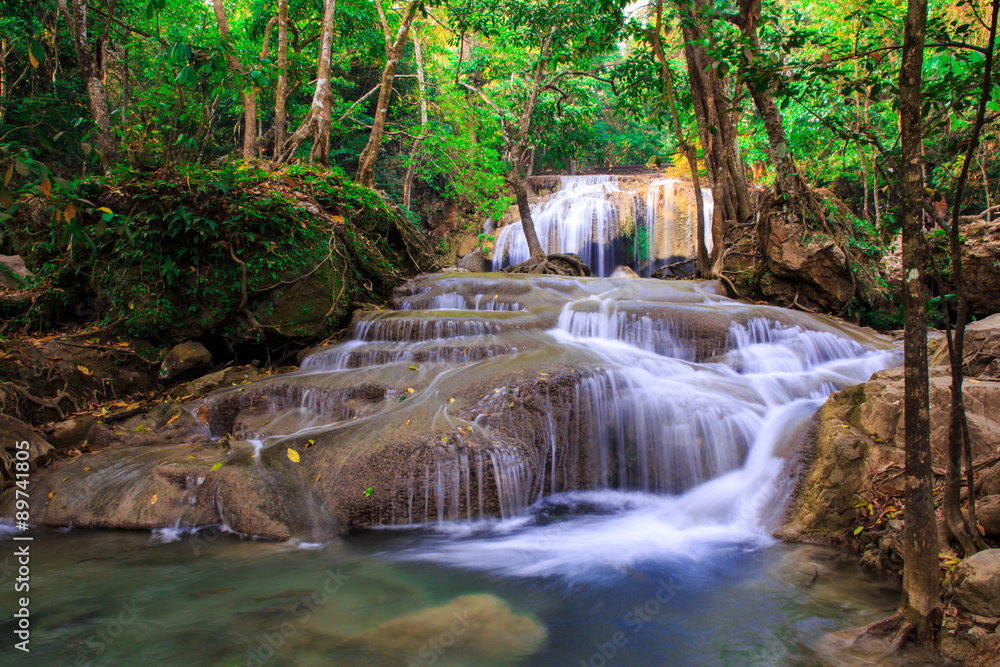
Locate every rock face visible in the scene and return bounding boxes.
[949,217,1000,318]
[2,274,894,541]
[756,191,859,313]
[933,312,1000,378]
[0,415,53,488]
[953,549,1000,617]
[780,366,1000,543]
[160,342,213,383]
[0,254,31,290]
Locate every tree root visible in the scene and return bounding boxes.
[502,254,591,277]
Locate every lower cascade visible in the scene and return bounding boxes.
[490,174,715,276]
[13,273,899,544]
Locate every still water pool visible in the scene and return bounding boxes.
[1,491,899,666]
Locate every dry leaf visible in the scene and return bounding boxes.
[287,448,300,463]
[77,365,92,375]
[197,405,210,425]
[166,414,180,425]
[150,494,158,506]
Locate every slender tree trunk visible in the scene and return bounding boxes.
[58,0,117,170]
[943,0,999,556]
[508,168,545,261]
[402,27,427,210]
[898,0,941,639]
[356,0,419,185]
[212,0,257,160]
[653,0,710,275]
[273,0,288,156]
[276,0,336,162]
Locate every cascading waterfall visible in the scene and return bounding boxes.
[491,175,714,276]
[285,273,897,536]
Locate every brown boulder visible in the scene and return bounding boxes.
[0,415,53,488]
[0,254,31,290]
[954,549,1000,617]
[160,342,213,383]
[781,367,1000,543]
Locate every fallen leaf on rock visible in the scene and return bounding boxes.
[166,414,180,425]
[210,462,224,472]
[287,448,300,463]
[77,365,92,375]
[197,405,210,425]
[150,495,158,506]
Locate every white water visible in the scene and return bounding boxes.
[491,175,714,276]
[390,286,897,577]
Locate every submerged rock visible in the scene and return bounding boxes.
[347,594,547,661]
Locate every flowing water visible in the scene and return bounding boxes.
[1,270,907,665]
[490,175,714,276]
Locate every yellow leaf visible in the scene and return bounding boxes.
[405,420,410,426]
[98,206,112,214]
[287,448,300,463]
[449,397,455,403]
[150,494,158,505]
[63,476,70,481]
[84,467,90,471]
[40,178,51,196]
[315,474,321,482]
[262,419,270,426]
[166,414,180,425]
[407,388,415,394]
[48,490,55,499]
[77,365,92,375]
[29,49,39,69]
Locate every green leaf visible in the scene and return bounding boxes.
[853,526,863,535]
[29,40,45,69]
[210,461,224,472]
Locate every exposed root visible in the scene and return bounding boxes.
[502,253,592,277]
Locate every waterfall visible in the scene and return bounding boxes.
[287,274,898,531]
[491,175,714,276]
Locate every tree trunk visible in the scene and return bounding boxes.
[508,168,545,262]
[402,27,427,210]
[276,0,336,162]
[675,0,750,272]
[653,0,710,275]
[943,0,999,557]
[898,0,941,640]
[58,0,118,170]
[273,0,289,156]
[212,0,258,160]
[356,0,419,186]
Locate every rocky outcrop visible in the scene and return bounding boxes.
[945,216,1000,318]
[931,312,1000,379]
[780,367,1000,544]
[160,342,213,383]
[954,549,1000,617]
[0,254,31,290]
[0,415,53,489]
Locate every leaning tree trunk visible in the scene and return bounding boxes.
[898,0,941,641]
[58,0,117,170]
[212,0,258,160]
[276,0,336,162]
[356,0,419,186]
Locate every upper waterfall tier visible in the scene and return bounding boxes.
[490,175,714,276]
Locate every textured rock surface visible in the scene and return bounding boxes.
[780,366,1000,543]
[0,415,53,488]
[954,549,1000,617]
[160,342,213,383]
